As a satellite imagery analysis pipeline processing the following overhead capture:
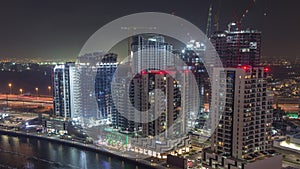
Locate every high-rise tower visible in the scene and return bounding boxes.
[76,52,118,125]
[202,67,281,168]
[131,34,174,73]
[111,34,198,155]
[53,62,76,118]
[211,23,261,67]
[179,40,209,129]
[95,53,118,123]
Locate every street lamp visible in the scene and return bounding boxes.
[19,88,23,95]
[48,86,51,96]
[6,92,8,107]
[35,87,39,99]
[8,83,12,95]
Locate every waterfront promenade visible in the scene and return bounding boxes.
[0,128,168,169]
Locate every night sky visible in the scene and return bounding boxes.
[0,0,299,61]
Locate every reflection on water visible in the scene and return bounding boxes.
[80,151,87,169]
[0,135,139,169]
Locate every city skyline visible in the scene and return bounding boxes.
[1,2,300,169]
[0,35,298,169]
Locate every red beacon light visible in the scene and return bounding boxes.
[240,65,250,71]
[149,70,167,75]
[264,67,269,72]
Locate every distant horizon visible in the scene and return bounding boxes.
[0,54,299,63]
[0,0,299,61]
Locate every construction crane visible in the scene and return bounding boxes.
[206,0,222,38]
[234,0,269,28]
[239,0,256,25]
[233,0,256,31]
[213,0,222,32]
[206,3,213,37]
[231,0,257,65]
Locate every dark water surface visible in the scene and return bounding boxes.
[0,135,141,169]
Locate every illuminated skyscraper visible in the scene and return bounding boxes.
[111,35,198,155]
[131,70,182,137]
[95,53,118,124]
[53,62,76,118]
[116,68,195,154]
[131,34,174,73]
[179,40,209,129]
[130,35,197,137]
[211,23,261,67]
[76,53,102,121]
[76,52,118,125]
[202,66,281,169]
[111,64,136,131]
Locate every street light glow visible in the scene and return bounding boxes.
[35,87,39,98]
[48,86,52,96]
[8,83,12,94]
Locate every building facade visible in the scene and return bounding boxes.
[202,66,280,169]
[76,53,102,121]
[76,52,118,126]
[211,23,261,67]
[95,53,118,123]
[179,40,209,129]
[131,34,174,73]
[53,62,76,118]
[109,35,199,155]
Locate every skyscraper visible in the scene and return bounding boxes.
[211,23,261,67]
[179,40,209,129]
[202,67,281,168]
[130,34,199,135]
[132,70,182,138]
[76,52,102,121]
[53,62,76,118]
[76,52,118,125]
[201,24,282,168]
[124,68,195,154]
[131,34,174,73]
[95,53,118,124]
[111,64,137,132]
[110,34,198,155]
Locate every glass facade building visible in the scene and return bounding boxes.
[53,62,76,118]
[95,53,118,123]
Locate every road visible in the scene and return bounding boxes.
[0,94,53,110]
